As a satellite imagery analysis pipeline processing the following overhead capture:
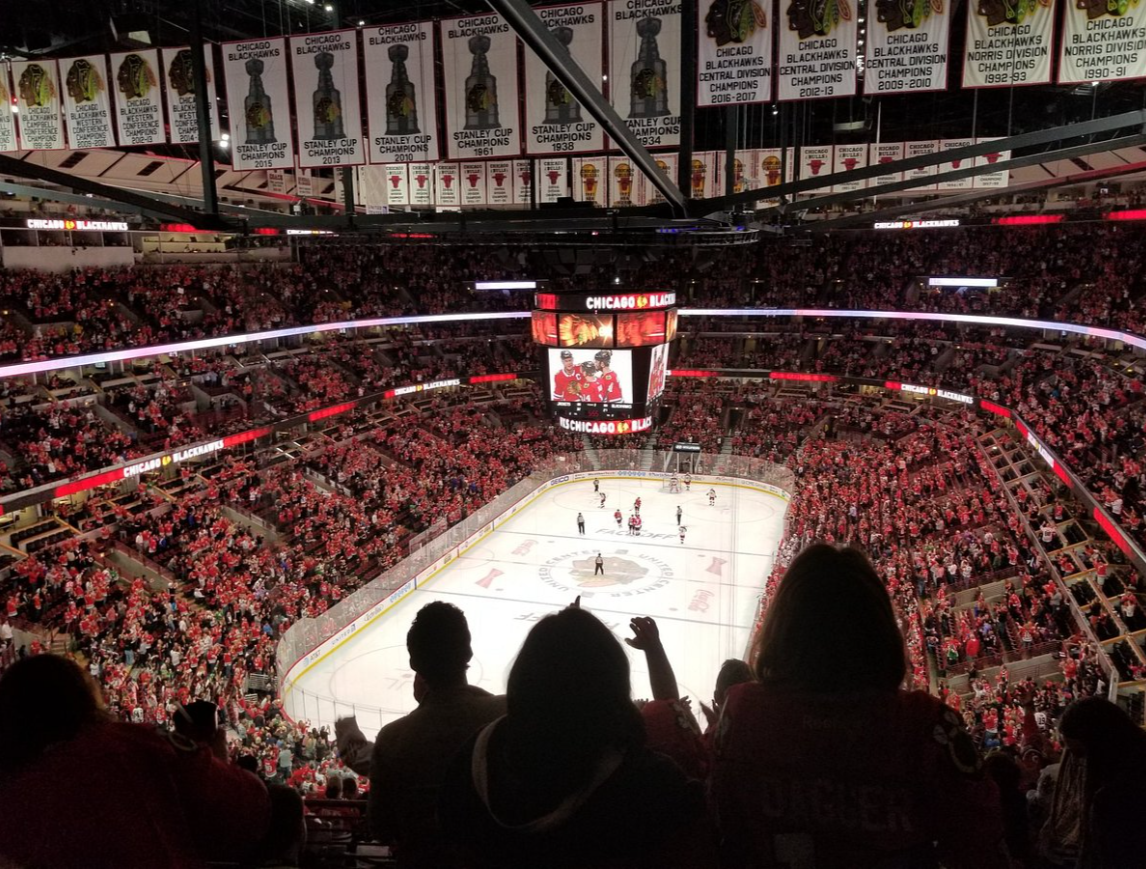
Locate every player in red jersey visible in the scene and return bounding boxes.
[595,350,623,402]
[552,350,582,401]
[579,361,605,402]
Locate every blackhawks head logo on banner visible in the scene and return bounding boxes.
[65,59,104,103]
[706,0,768,45]
[787,0,851,39]
[116,54,157,100]
[18,64,55,107]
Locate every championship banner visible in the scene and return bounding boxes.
[777,0,859,101]
[643,153,678,205]
[524,3,605,154]
[872,142,905,186]
[573,156,607,204]
[441,14,522,159]
[460,162,488,205]
[609,0,682,147]
[609,156,639,206]
[867,0,951,94]
[962,0,1055,88]
[716,150,755,193]
[1060,0,1146,83]
[688,150,720,198]
[410,163,434,205]
[538,157,570,202]
[435,163,462,205]
[832,143,868,193]
[904,140,938,190]
[0,67,17,152]
[487,160,515,204]
[60,56,115,149]
[221,38,294,170]
[296,169,314,197]
[973,137,1010,188]
[384,164,410,205]
[12,60,64,150]
[936,138,974,191]
[291,30,365,169]
[267,169,286,194]
[364,22,439,163]
[756,147,792,190]
[162,46,221,145]
[798,145,833,194]
[513,159,535,204]
[697,0,773,105]
[109,49,164,146]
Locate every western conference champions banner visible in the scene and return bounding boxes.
[222,38,295,170]
[162,46,221,144]
[290,30,365,168]
[523,3,606,154]
[1059,0,1146,83]
[962,0,1055,87]
[12,60,65,150]
[609,0,682,147]
[59,56,115,149]
[777,0,859,100]
[0,67,17,152]
[441,14,522,159]
[364,22,440,163]
[866,0,951,93]
[697,0,774,105]
[109,49,165,146]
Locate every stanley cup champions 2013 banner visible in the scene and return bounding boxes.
[697,0,774,105]
[1059,0,1146,84]
[222,38,295,170]
[777,0,859,100]
[59,56,115,149]
[162,46,221,144]
[0,67,17,152]
[109,49,165,146]
[364,22,440,163]
[610,0,682,148]
[290,30,365,168]
[866,0,951,93]
[12,60,65,150]
[441,14,522,159]
[962,0,1055,87]
[523,3,606,154]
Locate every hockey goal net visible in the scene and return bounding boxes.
[661,478,681,494]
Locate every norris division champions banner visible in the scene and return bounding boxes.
[13,60,65,150]
[222,38,295,170]
[1059,0,1146,84]
[866,0,952,93]
[777,0,860,100]
[290,30,365,168]
[162,46,221,145]
[60,56,115,149]
[441,14,522,159]
[110,49,165,146]
[962,0,1055,87]
[697,0,774,105]
[0,67,17,152]
[364,22,440,164]
[609,0,682,148]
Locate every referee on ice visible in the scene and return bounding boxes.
[594,553,604,575]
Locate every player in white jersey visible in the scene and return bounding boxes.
[683,473,692,491]
[708,488,717,506]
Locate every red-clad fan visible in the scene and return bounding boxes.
[551,350,583,401]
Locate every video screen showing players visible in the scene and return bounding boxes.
[615,311,666,348]
[558,313,614,348]
[647,343,668,403]
[549,348,633,408]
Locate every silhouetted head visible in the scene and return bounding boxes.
[407,601,472,689]
[714,658,754,707]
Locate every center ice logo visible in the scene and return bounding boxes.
[538,549,673,596]
[571,554,647,588]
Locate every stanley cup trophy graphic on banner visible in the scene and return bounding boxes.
[580,162,599,202]
[243,58,276,144]
[630,17,669,119]
[311,51,344,140]
[385,44,419,135]
[614,162,633,205]
[464,35,499,130]
[544,26,582,124]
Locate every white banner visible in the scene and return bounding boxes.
[296,169,314,197]
[872,142,905,186]
[643,153,679,205]
[832,143,868,193]
[357,166,386,209]
[0,67,17,152]
[222,39,294,170]
[513,159,535,204]
[936,138,974,191]
[267,169,286,194]
[756,147,792,191]
[1060,0,1146,83]
[573,156,607,204]
[364,22,439,163]
[441,14,522,159]
[487,160,514,204]
[163,46,221,145]
[716,151,755,194]
[435,163,462,205]
[410,163,434,204]
[461,162,488,205]
[866,0,951,94]
[962,0,1056,88]
[973,137,1010,189]
[291,30,365,168]
[777,0,859,101]
[109,49,164,146]
[609,0,682,147]
[688,150,720,199]
[60,56,115,149]
[538,157,570,202]
[384,164,410,205]
[904,140,938,190]
[697,0,773,105]
[609,156,638,206]
[798,145,833,194]
[13,60,64,150]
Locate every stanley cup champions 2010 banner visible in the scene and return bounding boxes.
[222,38,295,170]
[866,0,952,93]
[441,14,522,159]
[59,56,115,149]
[290,30,365,168]
[364,22,440,163]
[962,0,1055,87]
[0,67,17,152]
[162,46,221,144]
[12,60,65,150]
[109,49,165,146]
[523,3,606,154]
[777,0,859,100]
[1059,0,1146,84]
[609,0,682,148]
[697,0,774,105]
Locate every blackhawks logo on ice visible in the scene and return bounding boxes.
[571,554,648,588]
[538,550,672,596]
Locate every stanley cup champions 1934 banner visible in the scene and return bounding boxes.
[60,56,115,149]
[962,0,1055,87]
[222,38,295,170]
[0,67,17,152]
[523,3,606,154]
[776,0,859,100]
[364,22,440,163]
[290,30,365,168]
[609,0,682,147]
[1059,0,1146,83]
[162,46,221,144]
[441,14,522,159]
[866,0,951,93]
[13,60,65,150]
[697,0,774,105]
[110,49,165,146]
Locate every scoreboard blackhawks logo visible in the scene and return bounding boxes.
[538,549,673,595]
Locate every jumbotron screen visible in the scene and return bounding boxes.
[548,348,634,414]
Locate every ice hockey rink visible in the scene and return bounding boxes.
[284,476,788,734]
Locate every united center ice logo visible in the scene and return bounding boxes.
[538,549,672,596]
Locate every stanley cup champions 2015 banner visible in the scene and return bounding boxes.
[866,0,951,93]
[777,0,859,100]
[364,22,440,163]
[0,67,17,152]
[59,56,115,149]
[697,0,774,105]
[610,0,682,148]
[962,0,1055,87]
[523,3,606,154]
[12,60,65,150]
[1059,0,1146,84]
[290,30,365,168]
[222,38,295,170]
[110,49,165,146]
[441,14,522,159]
[162,46,221,144]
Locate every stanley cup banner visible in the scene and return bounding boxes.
[609,0,682,148]
[163,46,221,144]
[222,38,295,170]
[409,163,434,205]
[866,0,951,93]
[364,22,439,163]
[435,163,462,205]
[461,162,488,205]
[291,30,365,168]
[513,159,535,204]
[538,157,570,202]
[962,0,1055,87]
[487,160,515,204]
[832,143,868,192]
[0,66,17,152]
[777,0,859,101]
[60,56,115,149]
[441,14,522,159]
[1060,0,1146,83]
[524,3,605,155]
[13,60,64,150]
[697,0,774,105]
[109,49,164,146]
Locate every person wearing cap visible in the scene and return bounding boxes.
[552,350,583,401]
[595,350,623,402]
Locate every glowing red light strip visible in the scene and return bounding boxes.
[992,215,1064,226]
[1094,508,1133,557]
[1105,209,1146,221]
[770,371,838,382]
[980,400,1011,418]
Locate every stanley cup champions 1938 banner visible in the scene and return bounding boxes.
[60,56,115,149]
[13,60,65,150]
[110,49,165,146]
[162,46,221,144]
[364,22,440,163]
[441,14,522,159]
[697,0,774,105]
[1059,0,1146,84]
[609,0,682,147]
[962,0,1055,87]
[866,0,951,93]
[222,38,295,170]
[776,0,859,100]
[523,3,606,154]
[0,66,17,152]
[290,30,365,168]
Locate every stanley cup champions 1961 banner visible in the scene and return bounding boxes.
[222,38,295,170]
[697,0,774,105]
[0,67,17,152]
[1059,0,1146,84]
[109,49,165,146]
[866,0,952,93]
[776,0,859,100]
[609,0,682,147]
[523,3,606,155]
[364,22,440,163]
[12,60,65,150]
[962,0,1055,87]
[441,14,522,159]
[60,56,115,149]
[290,30,365,168]
[162,46,221,144]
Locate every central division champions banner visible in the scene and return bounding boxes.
[0,68,17,152]
[364,22,440,163]
[441,14,522,159]
[697,0,773,105]
[222,38,295,170]
[1059,0,1146,84]
[12,60,64,150]
[290,30,365,168]
[109,49,165,146]
[60,56,115,149]
[609,0,682,148]
[162,46,221,144]
[523,3,605,154]
[777,0,859,100]
[963,0,1055,87]
[866,0,951,93]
